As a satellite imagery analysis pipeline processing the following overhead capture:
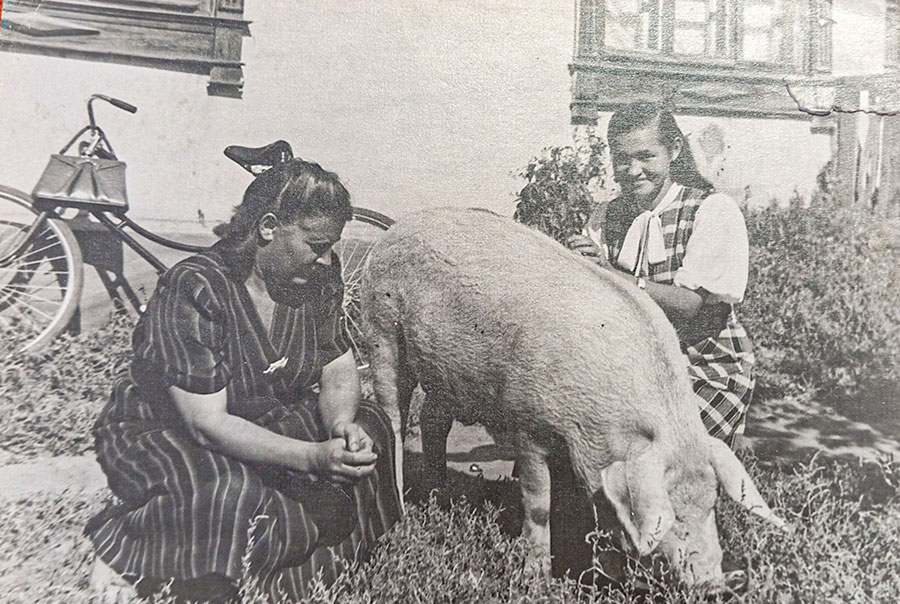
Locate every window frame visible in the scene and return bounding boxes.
[571,0,835,123]
[580,0,832,75]
[0,0,251,98]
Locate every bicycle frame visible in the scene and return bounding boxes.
[0,198,206,277]
[1,94,206,275]
[2,93,394,361]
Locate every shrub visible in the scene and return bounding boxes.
[513,129,609,243]
[743,198,900,398]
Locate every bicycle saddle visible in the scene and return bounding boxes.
[224,140,294,174]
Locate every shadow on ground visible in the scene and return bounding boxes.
[402,449,523,536]
[744,391,900,468]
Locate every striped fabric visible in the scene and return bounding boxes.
[86,242,402,601]
[604,186,756,443]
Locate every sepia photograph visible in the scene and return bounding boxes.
[0,1,898,602]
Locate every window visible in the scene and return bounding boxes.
[604,0,662,54]
[671,0,728,57]
[581,0,832,73]
[571,0,834,122]
[0,0,251,97]
[740,0,789,65]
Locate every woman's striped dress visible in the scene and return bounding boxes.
[85,242,402,601]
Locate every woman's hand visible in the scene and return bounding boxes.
[312,438,378,484]
[330,420,375,454]
[566,234,611,269]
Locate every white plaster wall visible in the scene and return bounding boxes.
[591,112,834,206]
[0,0,575,225]
[0,0,886,227]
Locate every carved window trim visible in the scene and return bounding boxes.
[576,0,832,75]
[0,0,251,97]
[571,0,835,123]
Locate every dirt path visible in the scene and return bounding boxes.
[0,454,105,500]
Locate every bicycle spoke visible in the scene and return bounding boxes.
[1,285,62,309]
[343,311,369,368]
[0,263,71,274]
[13,240,62,262]
[3,253,65,273]
[339,237,367,272]
[344,305,364,336]
[1,284,64,306]
[9,232,60,260]
[14,299,55,322]
[0,281,67,291]
[341,259,366,288]
[342,283,360,305]
[9,297,53,324]
[7,249,67,267]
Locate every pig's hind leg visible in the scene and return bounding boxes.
[367,323,416,507]
[419,391,454,490]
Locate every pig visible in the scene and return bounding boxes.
[360,207,786,586]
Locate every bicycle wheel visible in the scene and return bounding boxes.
[336,207,393,368]
[0,186,84,353]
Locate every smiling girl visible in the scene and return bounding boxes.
[567,101,755,447]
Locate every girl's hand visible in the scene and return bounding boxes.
[312,438,378,484]
[566,234,611,269]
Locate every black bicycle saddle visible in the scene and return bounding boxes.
[224,140,294,174]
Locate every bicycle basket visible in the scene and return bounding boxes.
[32,153,128,213]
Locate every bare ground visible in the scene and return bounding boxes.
[3,392,897,502]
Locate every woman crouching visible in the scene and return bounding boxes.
[85,159,401,602]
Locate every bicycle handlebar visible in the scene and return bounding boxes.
[104,96,138,114]
[88,94,137,129]
[90,94,137,114]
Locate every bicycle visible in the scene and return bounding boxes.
[0,94,393,365]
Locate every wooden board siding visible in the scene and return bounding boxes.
[0,0,249,97]
[570,59,836,123]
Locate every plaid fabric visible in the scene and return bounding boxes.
[606,186,755,442]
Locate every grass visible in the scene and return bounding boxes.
[0,454,898,603]
[2,319,900,602]
[0,316,132,462]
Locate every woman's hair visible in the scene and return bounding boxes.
[607,101,713,192]
[214,158,353,242]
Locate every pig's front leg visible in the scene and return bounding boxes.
[516,439,552,577]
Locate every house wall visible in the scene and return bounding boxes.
[0,0,888,224]
[591,0,889,207]
[833,0,886,77]
[590,113,833,206]
[0,0,575,227]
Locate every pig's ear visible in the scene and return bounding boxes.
[600,450,675,556]
[706,437,788,530]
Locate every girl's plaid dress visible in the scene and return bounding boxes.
[600,185,755,443]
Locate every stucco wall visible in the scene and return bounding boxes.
[0,0,886,226]
[0,0,574,226]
